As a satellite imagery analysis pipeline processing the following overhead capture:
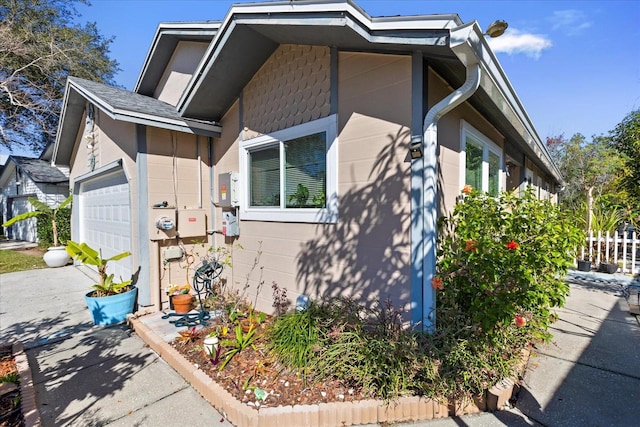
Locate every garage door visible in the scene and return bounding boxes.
[7,196,37,242]
[78,170,132,282]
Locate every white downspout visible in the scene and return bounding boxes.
[421,22,482,330]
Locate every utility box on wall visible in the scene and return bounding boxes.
[218,172,239,207]
[177,209,206,238]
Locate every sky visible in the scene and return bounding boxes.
[3,0,639,158]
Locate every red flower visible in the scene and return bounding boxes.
[506,240,519,250]
[462,184,473,194]
[465,239,478,251]
[431,277,444,290]
[514,315,526,328]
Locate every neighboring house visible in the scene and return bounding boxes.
[51,0,562,327]
[0,147,70,242]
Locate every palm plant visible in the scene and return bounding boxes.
[65,240,132,296]
[2,194,72,247]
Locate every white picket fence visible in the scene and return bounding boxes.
[580,231,640,274]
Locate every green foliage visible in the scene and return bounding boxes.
[37,205,71,247]
[436,188,583,340]
[267,304,320,376]
[609,109,640,225]
[0,249,48,274]
[288,183,309,207]
[590,202,622,234]
[0,0,119,152]
[0,371,19,384]
[2,195,72,247]
[220,324,258,369]
[313,298,423,401]
[547,133,624,211]
[65,240,132,296]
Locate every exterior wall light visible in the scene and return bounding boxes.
[485,20,508,38]
[409,136,423,159]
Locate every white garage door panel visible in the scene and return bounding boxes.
[79,171,132,282]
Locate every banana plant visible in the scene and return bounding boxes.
[2,194,72,247]
[65,240,132,296]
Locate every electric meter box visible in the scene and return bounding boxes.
[218,172,239,207]
[177,209,207,238]
[150,207,177,241]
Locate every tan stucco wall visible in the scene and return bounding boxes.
[213,48,414,316]
[153,41,209,106]
[144,128,213,308]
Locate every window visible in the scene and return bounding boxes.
[240,115,338,223]
[461,122,503,196]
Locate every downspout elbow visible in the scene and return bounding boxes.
[420,23,483,331]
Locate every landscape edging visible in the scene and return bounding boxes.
[12,341,42,427]
[129,316,522,426]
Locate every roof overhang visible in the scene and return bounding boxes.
[52,78,222,166]
[175,0,560,182]
[432,22,562,182]
[135,22,221,96]
[178,0,459,120]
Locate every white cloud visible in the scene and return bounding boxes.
[487,29,552,59]
[549,10,593,36]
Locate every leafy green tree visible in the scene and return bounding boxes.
[609,109,640,225]
[546,133,623,231]
[0,0,119,153]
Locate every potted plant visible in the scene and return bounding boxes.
[599,259,618,274]
[166,283,191,311]
[65,240,136,326]
[576,258,592,272]
[2,195,72,267]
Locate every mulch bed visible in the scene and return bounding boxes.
[0,348,23,427]
[171,323,369,409]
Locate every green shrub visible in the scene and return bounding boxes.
[37,207,70,247]
[314,298,423,400]
[267,303,321,377]
[432,187,583,396]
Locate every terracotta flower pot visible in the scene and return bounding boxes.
[172,294,193,314]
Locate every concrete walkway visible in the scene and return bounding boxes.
[0,266,225,426]
[1,264,638,426]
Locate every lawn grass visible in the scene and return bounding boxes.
[0,249,48,274]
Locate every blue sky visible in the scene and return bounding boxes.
[4,0,638,157]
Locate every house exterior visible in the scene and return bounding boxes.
[0,147,69,242]
[52,0,562,327]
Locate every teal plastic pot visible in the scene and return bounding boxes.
[85,287,137,326]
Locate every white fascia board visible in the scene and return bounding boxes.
[51,79,74,166]
[134,22,222,93]
[452,21,562,182]
[178,0,459,112]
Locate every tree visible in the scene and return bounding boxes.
[546,133,624,231]
[0,0,119,154]
[609,109,640,225]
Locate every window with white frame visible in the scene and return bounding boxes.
[461,122,503,196]
[239,115,338,223]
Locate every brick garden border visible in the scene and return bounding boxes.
[12,342,42,427]
[130,316,526,427]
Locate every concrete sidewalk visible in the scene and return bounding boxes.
[1,265,638,426]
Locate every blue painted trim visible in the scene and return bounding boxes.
[136,125,151,306]
[330,47,338,115]
[410,53,425,327]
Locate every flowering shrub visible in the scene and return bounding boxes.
[436,187,583,343]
